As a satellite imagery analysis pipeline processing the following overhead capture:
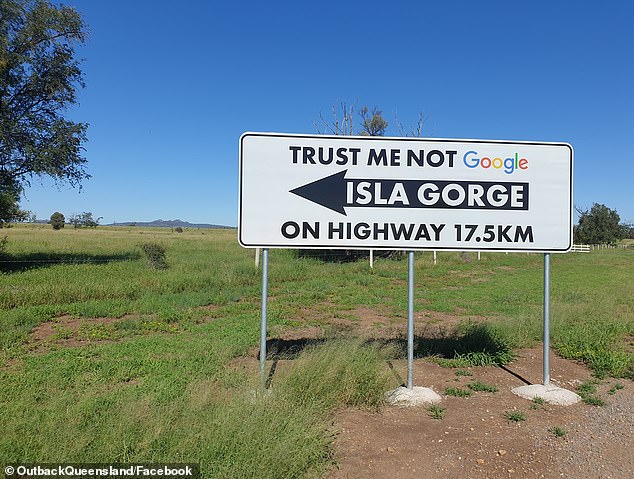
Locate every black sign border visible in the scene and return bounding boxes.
[239,132,574,253]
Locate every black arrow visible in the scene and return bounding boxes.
[290,170,349,215]
[289,169,529,215]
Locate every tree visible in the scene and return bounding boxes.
[79,211,101,228]
[69,211,101,228]
[69,212,80,228]
[0,0,89,224]
[359,106,388,136]
[309,102,415,262]
[314,101,356,135]
[315,102,390,137]
[574,203,624,245]
[621,223,634,240]
[0,177,28,226]
[49,211,64,229]
[315,101,426,138]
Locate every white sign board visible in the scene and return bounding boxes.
[239,133,573,252]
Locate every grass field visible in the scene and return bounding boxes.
[1,225,632,477]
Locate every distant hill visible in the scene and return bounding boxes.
[107,219,235,229]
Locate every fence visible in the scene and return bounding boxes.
[589,243,632,250]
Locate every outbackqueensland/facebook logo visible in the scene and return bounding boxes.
[463,150,528,174]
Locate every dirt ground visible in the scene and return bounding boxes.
[265,306,633,479]
[329,348,633,479]
[28,311,633,478]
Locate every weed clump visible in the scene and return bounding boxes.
[467,380,498,393]
[548,426,566,437]
[608,382,624,395]
[577,379,606,406]
[280,339,397,410]
[141,242,167,269]
[530,396,545,410]
[428,404,446,420]
[217,339,397,477]
[444,387,472,398]
[583,396,606,406]
[504,410,526,422]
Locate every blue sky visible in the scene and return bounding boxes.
[21,0,634,226]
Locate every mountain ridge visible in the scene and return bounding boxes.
[107,219,234,229]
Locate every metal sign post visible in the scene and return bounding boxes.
[407,251,415,389]
[259,248,269,387]
[511,250,580,405]
[543,253,551,385]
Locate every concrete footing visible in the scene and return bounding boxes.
[511,384,581,406]
[386,386,442,406]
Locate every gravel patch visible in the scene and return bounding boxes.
[545,386,634,478]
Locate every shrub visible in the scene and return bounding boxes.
[141,242,168,269]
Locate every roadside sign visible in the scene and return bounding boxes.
[239,133,573,252]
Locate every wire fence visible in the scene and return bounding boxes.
[251,243,633,268]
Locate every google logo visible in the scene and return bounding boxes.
[463,151,528,174]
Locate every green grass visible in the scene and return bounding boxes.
[421,322,516,367]
[0,225,632,475]
[0,333,394,477]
